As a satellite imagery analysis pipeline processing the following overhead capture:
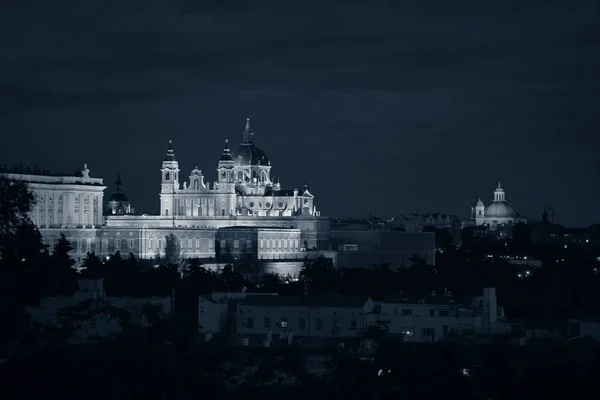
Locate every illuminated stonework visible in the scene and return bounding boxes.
[470,182,527,230]
[4,165,106,264]
[104,118,329,262]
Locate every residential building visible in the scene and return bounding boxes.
[236,294,373,339]
[372,287,509,343]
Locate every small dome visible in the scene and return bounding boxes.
[485,201,518,218]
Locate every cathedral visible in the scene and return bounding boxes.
[469,182,527,230]
[157,118,318,219]
[5,118,330,268]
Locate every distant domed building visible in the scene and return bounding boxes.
[470,182,527,230]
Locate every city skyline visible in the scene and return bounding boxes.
[1,1,599,226]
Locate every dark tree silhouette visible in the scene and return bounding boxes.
[79,252,104,278]
[164,233,180,266]
[299,257,340,295]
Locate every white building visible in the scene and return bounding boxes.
[197,288,508,346]
[373,287,509,343]
[2,165,106,263]
[468,182,527,231]
[5,118,330,269]
[102,118,330,263]
[27,279,172,343]
[236,294,374,340]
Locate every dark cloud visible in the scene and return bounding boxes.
[1,0,599,226]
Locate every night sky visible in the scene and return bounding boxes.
[1,0,599,227]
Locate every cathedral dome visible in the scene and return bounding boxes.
[231,144,269,166]
[231,118,270,166]
[108,192,129,203]
[484,201,518,218]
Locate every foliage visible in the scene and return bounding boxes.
[164,232,180,266]
[299,257,339,295]
[0,175,35,252]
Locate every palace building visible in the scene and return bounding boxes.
[4,119,330,269]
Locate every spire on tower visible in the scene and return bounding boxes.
[164,140,176,161]
[241,117,254,144]
[115,173,123,192]
[220,138,233,161]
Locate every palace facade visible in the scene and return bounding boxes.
[4,119,329,268]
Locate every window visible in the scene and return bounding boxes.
[245,317,254,328]
[401,328,414,337]
[280,318,288,329]
[350,319,357,330]
[439,310,450,317]
[264,317,271,328]
[429,309,435,317]
[401,309,412,316]
[115,239,121,249]
[233,239,239,249]
[422,328,434,337]
[333,319,340,329]
[299,318,306,330]
[195,239,200,249]
[316,318,323,330]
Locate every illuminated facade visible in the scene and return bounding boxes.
[468,182,527,231]
[104,118,329,262]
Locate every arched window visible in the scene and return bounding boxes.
[193,179,199,190]
[165,209,169,216]
[478,210,482,216]
[165,171,170,180]
[237,171,244,181]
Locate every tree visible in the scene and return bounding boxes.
[52,234,75,269]
[0,175,35,252]
[79,252,104,278]
[358,320,390,351]
[299,257,340,295]
[164,233,180,266]
[47,234,78,296]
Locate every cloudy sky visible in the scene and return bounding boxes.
[1,0,599,226]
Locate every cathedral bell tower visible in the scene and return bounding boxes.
[217,138,234,189]
[160,140,180,216]
[474,197,485,225]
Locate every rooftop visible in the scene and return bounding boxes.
[241,293,370,308]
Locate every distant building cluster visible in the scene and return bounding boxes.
[199,287,508,345]
[3,118,435,273]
